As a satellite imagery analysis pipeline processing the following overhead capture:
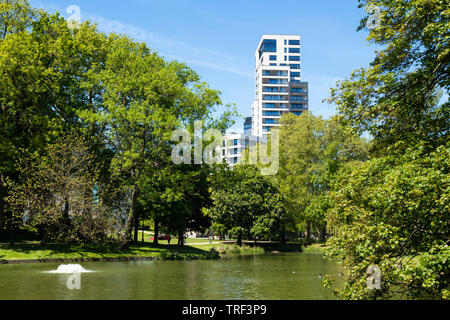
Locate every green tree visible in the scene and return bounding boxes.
[329,0,449,155]
[6,134,110,246]
[325,146,449,299]
[210,165,286,246]
[324,0,449,299]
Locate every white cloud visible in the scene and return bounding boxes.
[30,1,253,78]
[85,14,253,78]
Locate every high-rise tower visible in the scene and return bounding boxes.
[252,35,309,137]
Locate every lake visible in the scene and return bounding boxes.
[0,253,339,300]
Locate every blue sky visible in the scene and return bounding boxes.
[31,0,379,131]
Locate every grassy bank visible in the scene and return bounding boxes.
[0,242,219,263]
[0,239,313,264]
[302,243,327,254]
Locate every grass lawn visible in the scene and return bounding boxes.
[0,242,218,262]
[302,243,327,254]
[134,231,222,245]
[0,236,308,263]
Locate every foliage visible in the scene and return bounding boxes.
[6,134,112,245]
[329,0,449,155]
[278,112,369,243]
[323,0,449,300]
[209,165,286,245]
[325,146,449,299]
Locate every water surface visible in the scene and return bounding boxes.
[0,253,339,300]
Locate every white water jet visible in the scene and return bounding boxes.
[44,264,94,274]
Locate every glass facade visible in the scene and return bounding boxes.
[263,111,281,116]
[263,118,279,124]
[258,39,277,58]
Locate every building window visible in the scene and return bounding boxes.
[263,103,276,108]
[292,111,303,116]
[289,40,300,45]
[263,118,278,124]
[264,95,284,101]
[290,72,301,78]
[284,40,287,45]
[263,70,271,76]
[291,103,305,109]
[291,88,304,93]
[289,47,300,53]
[233,139,238,146]
[290,64,300,69]
[234,148,238,155]
[263,111,281,116]
[269,55,277,61]
[259,39,277,58]
[289,56,300,61]
[268,79,288,84]
[233,157,238,164]
[291,96,305,101]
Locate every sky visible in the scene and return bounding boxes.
[31,0,379,132]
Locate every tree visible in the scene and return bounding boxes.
[78,34,236,243]
[277,112,368,244]
[324,0,449,299]
[329,0,449,155]
[6,134,111,245]
[325,146,449,299]
[210,165,286,246]
[0,4,110,236]
[138,164,212,246]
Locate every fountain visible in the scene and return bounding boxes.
[44,264,94,274]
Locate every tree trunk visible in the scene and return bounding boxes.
[178,231,184,247]
[237,233,242,247]
[9,225,14,247]
[125,185,139,243]
[320,225,327,243]
[41,227,49,246]
[133,212,139,243]
[306,221,312,245]
[280,226,286,244]
[153,218,159,245]
[0,173,6,231]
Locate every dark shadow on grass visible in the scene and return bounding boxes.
[1,242,219,261]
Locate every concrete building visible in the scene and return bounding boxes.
[252,35,309,137]
[221,132,259,165]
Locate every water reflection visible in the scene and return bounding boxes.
[0,253,339,300]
